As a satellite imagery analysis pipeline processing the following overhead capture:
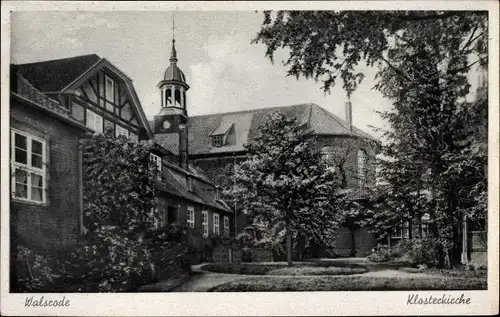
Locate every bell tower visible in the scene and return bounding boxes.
[153,16,190,169]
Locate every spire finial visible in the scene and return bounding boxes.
[170,12,178,63]
[172,11,176,41]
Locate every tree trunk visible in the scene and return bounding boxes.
[286,221,293,267]
[350,228,356,257]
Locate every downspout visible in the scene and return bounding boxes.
[78,146,85,235]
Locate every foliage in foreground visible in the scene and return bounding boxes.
[14,224,191,292]
[208,276,487,292]
[14,132,192,292]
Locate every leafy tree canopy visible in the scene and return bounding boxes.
[226,111,343,264]
[253,10,487,97]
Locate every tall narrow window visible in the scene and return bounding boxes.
[149,153,162,180]
[213,213,220,235]
[86,109,103,133]
[105,75,115,102]
[224,216,230,237]
[188,177,193,192]
[202,210,208,237]
[358,149,367,188]
[11,129,47,203]
[187,206,195,228]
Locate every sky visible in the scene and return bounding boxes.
[10,11,482,139]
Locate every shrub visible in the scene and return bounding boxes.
[59,224,190,292]
[14,245,62,292]
[404,238,443,268]
[62,226,156,292]
[368,248,393,262]
[392,240,411,258]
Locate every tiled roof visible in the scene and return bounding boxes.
[11,72,90,131]
[155,103,377,155]
[157,167,231,212]
[13,54,102,93]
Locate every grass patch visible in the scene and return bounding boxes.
[208,275,487,292]
[398,267,487,278]
[200,262,367,276]
[267,266,367,276]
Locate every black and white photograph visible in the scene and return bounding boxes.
[1,1,498,316]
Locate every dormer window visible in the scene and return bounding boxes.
[188,176,193,192]
[212,135,223,147]
[210,120,234,148]
[215,188,220,200]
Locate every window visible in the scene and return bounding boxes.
[321,146,332,162]
[187,206,195,228]
[86,109,103,133]
[202,210,208,237]
[215,188,220,200]
[188,177,193,192]
[224,216,230,237]
[115,125,129,138]
[129,132,138,143]
[391,226,403,239]
[105,75,115,102]
[11,129,47,203]
[213,213,220,235]
[149,153,162,180]
[358,149,367,187]
[212,135,223,147]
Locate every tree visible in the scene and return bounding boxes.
[226,111,343,265]
[81,128,158,231]
[253,10,488,267]
[252,11,487,97]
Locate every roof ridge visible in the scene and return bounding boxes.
[190,103,317,118]
[313,104,377,140]
[14,54,100,66]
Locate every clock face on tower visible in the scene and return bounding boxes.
[163,120,171,129]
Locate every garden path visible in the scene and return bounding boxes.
[170,261,439,292]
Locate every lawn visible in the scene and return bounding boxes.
[399,267,487,278]
[200,262,368,276]
[208,275,487,292]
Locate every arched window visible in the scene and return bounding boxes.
[165,89,172,107]
[358,149,367,188]
[175,89,181,107]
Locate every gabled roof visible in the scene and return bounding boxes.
[12,54,154,140]
[13,54,102,93]
[155,103,377,155]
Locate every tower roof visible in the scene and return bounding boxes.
[163,39,187,83]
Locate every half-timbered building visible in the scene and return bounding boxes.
[10,52,233,262]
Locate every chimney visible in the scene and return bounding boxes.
[345,100,353,131]
[178,123,189,170]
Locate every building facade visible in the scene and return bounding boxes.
[10,51,233,269]
[156,99,380,257]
